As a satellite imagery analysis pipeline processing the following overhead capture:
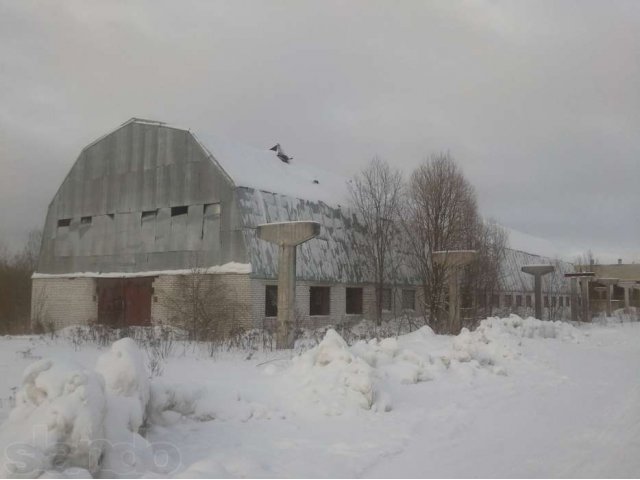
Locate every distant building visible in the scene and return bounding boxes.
[32,118,573,332]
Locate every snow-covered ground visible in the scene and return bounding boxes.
[0,316,638,478]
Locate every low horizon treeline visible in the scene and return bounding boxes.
[0,229,41,334]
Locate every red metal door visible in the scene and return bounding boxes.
[97,278,125,326]
[97,277,153,326]
[123,278,153,326]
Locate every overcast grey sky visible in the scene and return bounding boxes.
[1,0,638,262]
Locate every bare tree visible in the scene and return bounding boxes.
[158,252,248,342]
[575,250,598,272]
[403,153,479,333]
[348,157,403,325]
[462,219,509,323]
[0,229,42,334]
[160,266,247,342]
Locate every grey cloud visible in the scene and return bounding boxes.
[1,0,638,262]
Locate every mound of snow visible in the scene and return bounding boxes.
[95,337,150,433]
[289,329,377,415]
[0,338,179,478]
[0,359,106,478]
[451,315,579,371]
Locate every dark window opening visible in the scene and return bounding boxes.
[559,297,564,307]
[142,210,157,220]
[171,205,188,217]
[107,213,115,219]
[81,216,92,225]
[504,294,512,307]
[402,289,416,310]
[310,286,330,316]
[57,218,71,227]
[382,288,392,311]
[526,295,532,307]
[346,287,363,314]
[516,295,522,307]
[551,297,557,307]
[479,294,486,307]
[265,285,278,317]
[491,294,499,307]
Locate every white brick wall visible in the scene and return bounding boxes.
[31,277,98,329]
[151,273,253,334]
[31,274,425,334]
[249,279,424,329]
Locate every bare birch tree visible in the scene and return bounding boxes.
[462,219,509,322]
[403,153,479,333]
[348,157,403,325]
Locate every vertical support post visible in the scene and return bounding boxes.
[522,265,554,320]
[606,284,613,317]
[533,274,543,320]
[570,277,578,322]
[624,286,630,310]
[276,244,296,349]
[257,221,320,350]
[581,278,591,322]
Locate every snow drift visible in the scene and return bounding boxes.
[0,359,106,477]
[0,338,177,478]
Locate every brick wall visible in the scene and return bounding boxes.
[31,277,98,329]
[151,273,252,335]
[249,279,423,330]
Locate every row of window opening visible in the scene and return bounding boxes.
[56,203,221,229]
[265,285,416,317]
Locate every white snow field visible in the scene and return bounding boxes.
[0,316,638,478]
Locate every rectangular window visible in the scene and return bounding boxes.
[141,210,157,220]
[559,297,564,307]
[402,289,416,310]
[171,205,188,217]
[491,294,499,307]
[516,295,522,307]
[57,218,71,227]
[526,295,532,307]
[346,287,363,314]
[504,294,512,307]
[382,288,392,311]
[310,286,330,316]
[265,285,278,317]
[80,216,92,225]
[552,297,557,307]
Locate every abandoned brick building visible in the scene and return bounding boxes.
[32,118,573,332]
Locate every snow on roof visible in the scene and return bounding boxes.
[193,130,350,207]
[504,227,570,260]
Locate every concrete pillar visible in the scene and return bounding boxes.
[433,250,477,333]
[580,278,591,322]
[522,265,555,320]
[618,281,635,312]
[570,277,578,322]
[596,278,618,317]
[257,221,320,349]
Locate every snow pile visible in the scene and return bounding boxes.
[0,359,106,477]
[351,327,439,385]
[0,338,178,478]
[289,329,378,415]
[452,315,579,371]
